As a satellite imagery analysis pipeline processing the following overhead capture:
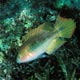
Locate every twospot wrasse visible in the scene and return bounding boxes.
[16,15,76,63]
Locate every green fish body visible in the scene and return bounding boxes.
[16,16,76,63]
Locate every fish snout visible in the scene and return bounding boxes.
[16,52,36,63]
[16,57,21,63]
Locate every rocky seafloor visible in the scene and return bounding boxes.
[0,0,80,80]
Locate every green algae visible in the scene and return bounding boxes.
[0,52,4,64]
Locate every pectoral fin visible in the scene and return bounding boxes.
[46,37,66,55]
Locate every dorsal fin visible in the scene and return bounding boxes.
[22,22,54,42]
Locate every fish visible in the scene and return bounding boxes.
[16,15,76,63]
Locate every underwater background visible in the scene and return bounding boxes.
[0,0,80,80]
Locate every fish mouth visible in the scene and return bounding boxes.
[16,57,21,63]
[16,57,28,63]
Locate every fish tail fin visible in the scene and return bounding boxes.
[46,16,76,55]
[54,15,76,38]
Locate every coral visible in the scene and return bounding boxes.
[55,0,80,10]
